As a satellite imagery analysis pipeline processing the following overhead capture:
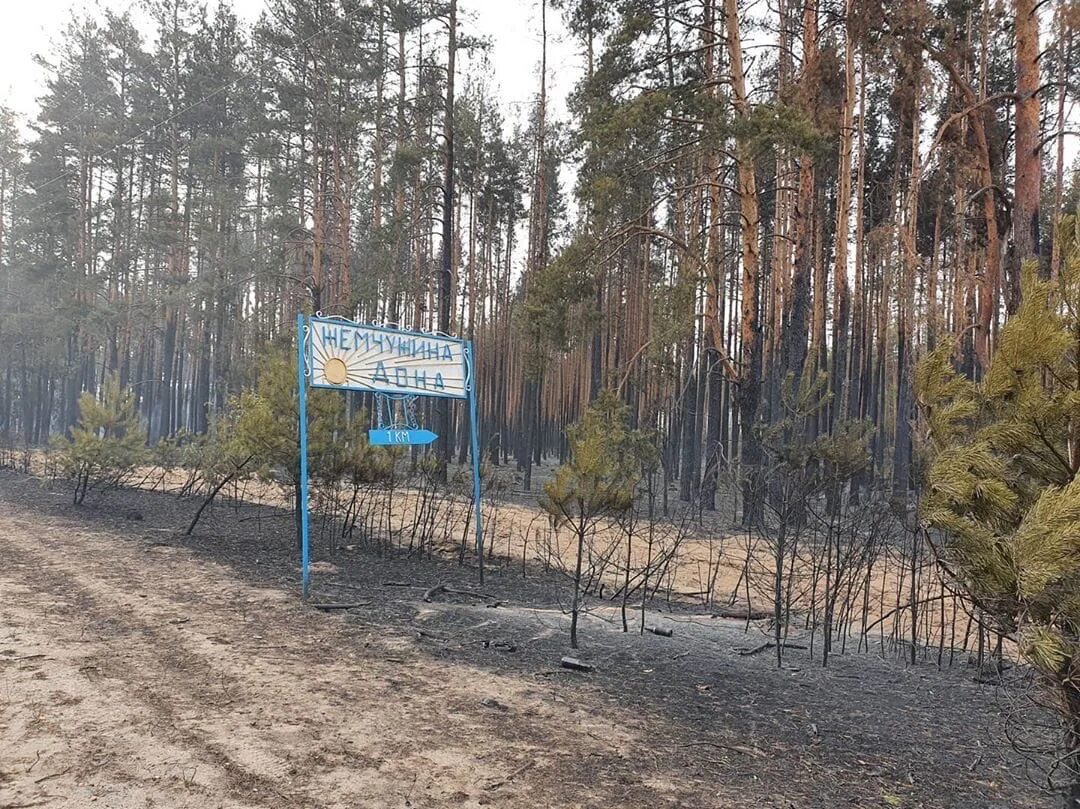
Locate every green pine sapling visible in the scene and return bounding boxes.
[55,373,147,504]
[917,216,1080,806]
[541,391,644,649]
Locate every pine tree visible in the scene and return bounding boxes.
[541,390,643,649]
[214,344,366,549]
[55,373,147,504]
[918,216,1080,806]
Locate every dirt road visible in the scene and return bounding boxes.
[0,501,655,808]
[0,473,1046,808]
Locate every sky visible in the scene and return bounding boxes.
[3,2,1072,203]
[0,0,580,132]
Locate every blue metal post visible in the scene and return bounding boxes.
[297,313,311,599]
[466,342,485,584]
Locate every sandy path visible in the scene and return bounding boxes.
[0,499,657,809]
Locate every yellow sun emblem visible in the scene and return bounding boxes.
[323,357,349,385]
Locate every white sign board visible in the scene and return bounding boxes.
[308,318,467,399]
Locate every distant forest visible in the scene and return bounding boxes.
[0,0,1075,511]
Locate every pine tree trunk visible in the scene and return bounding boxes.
[436,0,457,480]
[1050,28,1070,280]
[1013,0,1041,281]
[570,517,586,649]
[678,347,698,503]
[831,5,855,426]
[722,0,763,523]
[699,0,721,512]
[783,0,817,388]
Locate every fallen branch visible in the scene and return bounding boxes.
[185,454,255,536]
[423,583,447,602]
[712,605,771,620]
[482,639,517,652]
[483,761,536,790]
[444,586,498,600]
[737,642,772,656]
[414,628,452,642]
[737,641,808,657]
[0,654,47,663]
[646,626,673,638]
[423,583,497,602]
[560,656,594,672]
[309,602,372,611]
[34,767,71,784]
[677,741,767,758]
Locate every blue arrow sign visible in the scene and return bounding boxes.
[368,428,439,446]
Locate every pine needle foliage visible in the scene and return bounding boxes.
[55,373,147,504]
[542,391,641,523]
[197,345,389,543]
[917,217,1080,793]
[518,235,598,378]
[541,390,652,648]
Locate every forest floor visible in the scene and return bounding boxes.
[0,469,1051,809]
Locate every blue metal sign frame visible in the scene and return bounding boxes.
[296,314,485,599]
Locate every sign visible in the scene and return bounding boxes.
[296,314,485,601]
[368,428,438,446]
[309,317,467,399]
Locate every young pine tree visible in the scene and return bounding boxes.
[215,345,355,550]
[541,390,642,649]
[56,374,147,504]
[917,216,1080,806]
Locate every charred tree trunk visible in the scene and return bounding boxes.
[436,0,458,480]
